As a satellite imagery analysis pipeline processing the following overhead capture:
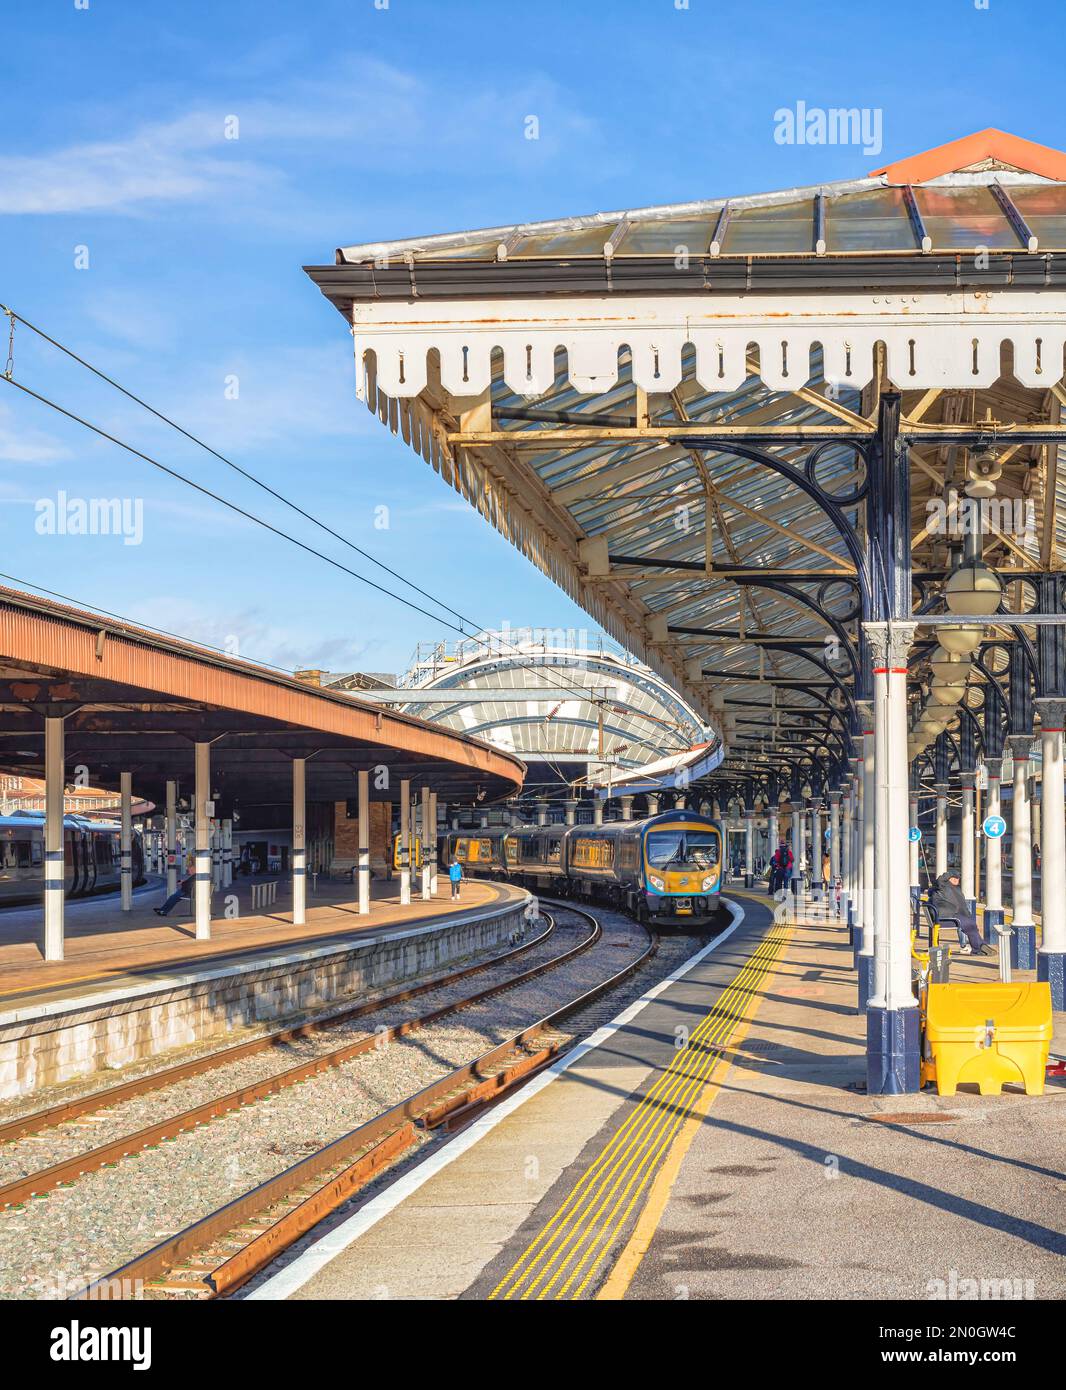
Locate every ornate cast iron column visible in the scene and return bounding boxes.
[1036,575,1066,1009]
[1007,642,1036,968]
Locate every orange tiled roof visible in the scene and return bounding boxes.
[871,128,1066,183]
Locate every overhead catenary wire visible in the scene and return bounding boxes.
[2,372,473,634]
[0,314,696,757]
[0,307,680,729]
[0,303,469,626]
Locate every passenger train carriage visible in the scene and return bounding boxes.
[390,833,425,872]
[562,811,722,925]
[474,811,723,927]
[438,828,510,877]
[0,812,146,906]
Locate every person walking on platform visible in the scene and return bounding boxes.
[448,855,463,901]
[929,870,990,955]
[155,872,193,917]
[769,841,792,895]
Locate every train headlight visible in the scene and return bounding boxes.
[648,874,665,892]
[701,876,715,891]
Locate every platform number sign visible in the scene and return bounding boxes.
[982,814,1007,840]
[908,826,922,843]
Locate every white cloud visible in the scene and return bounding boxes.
[0,400,72,463]
[0,110,272,215]
[123,595,387,673]
[0,58,608,218]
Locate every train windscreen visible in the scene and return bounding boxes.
[646,829,719,870]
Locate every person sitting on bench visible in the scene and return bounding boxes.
[929,870,990,956]
[155,873,194,917]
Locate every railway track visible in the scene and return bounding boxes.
[63,900,655,1300]
[0,909,576,1209]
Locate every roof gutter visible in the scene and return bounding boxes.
[306,251,1066,309]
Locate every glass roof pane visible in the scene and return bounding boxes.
[720,198,814,254]
[617,216,718,255]
[421,239,502,260]
[512,224,612,257]
[914,185,1016,250]
[1007,185,1066,249]
[825,186,915,251]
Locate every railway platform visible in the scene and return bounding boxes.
[249,893,1066,1302]
[0,878,529,1102]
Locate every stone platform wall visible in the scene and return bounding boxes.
[0,892,530,1102]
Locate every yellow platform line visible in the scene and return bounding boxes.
[597,961,770,1300]
[488,918,790,1300]
[503,928,788,1301]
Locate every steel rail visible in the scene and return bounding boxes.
[78,898,658,1300]
[0,908,553,1149]
[1,913,596,1210]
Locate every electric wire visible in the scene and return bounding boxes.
[1,307,699,760]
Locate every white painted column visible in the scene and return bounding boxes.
[166,779,177,896]
[852,767,863,934]
[399,777,411,906]
[1036,699,1066,1007]
[810,799,823,899]
[768,805,779,862]
[860,716,876,961]
[791,801,804,904]
[743,808,754,886]
[829,791,841,914]
[840,788,852,921]
[592,800,604,826]
[43,716,65,961]
[292,757,306,927]
[868,622,919,1022]
[120,770,133,912]
[193,741,211,940]
[619,795,634,822]
[358,770,371,915]
[984,758,1004,933]
[908,792,920,893]
[421,785,432,901]
[222,818,233,888]
[429,791,439,894]
[960,775,976,911]
[935,784,948,878]
[1009,738,1034,936]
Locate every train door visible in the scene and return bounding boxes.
[64,827,81,894]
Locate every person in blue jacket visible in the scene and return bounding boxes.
[448,856,463,900]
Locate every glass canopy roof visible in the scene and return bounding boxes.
[337,177,1066,264]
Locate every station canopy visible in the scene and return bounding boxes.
[377,630,719,801]
[0,587,524,809]
[306,130,1066,790]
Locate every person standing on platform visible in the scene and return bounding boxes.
[770,841,792,895]
[448,855,463,901]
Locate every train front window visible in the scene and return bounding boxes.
[646,830,719,870]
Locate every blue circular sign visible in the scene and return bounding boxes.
[983,815,1007,840]
[908,826,922,843]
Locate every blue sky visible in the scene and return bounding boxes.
[2,0,1060,677]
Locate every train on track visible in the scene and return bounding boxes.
[0,812,145,906]
[439,811,724,927]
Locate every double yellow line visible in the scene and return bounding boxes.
[488,919,790,1300]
